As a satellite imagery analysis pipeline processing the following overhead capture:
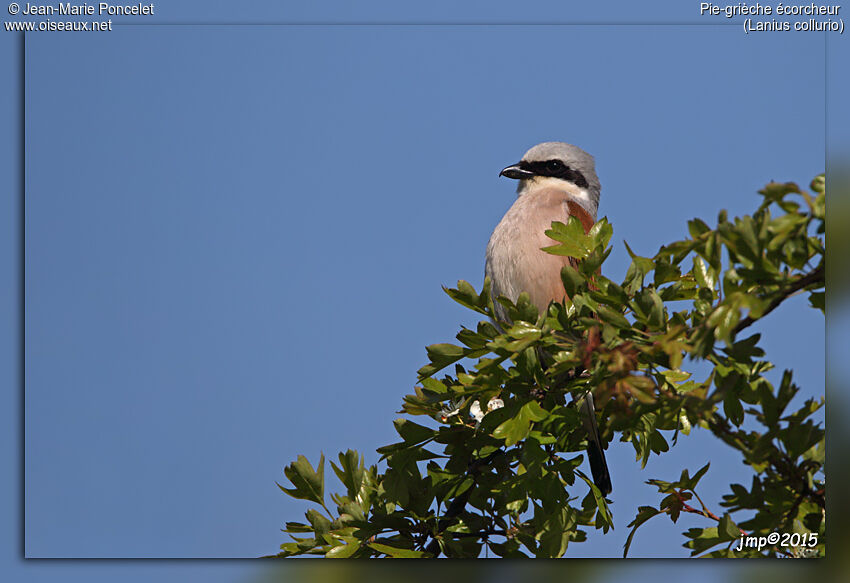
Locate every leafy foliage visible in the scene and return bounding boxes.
[272,177,825,558]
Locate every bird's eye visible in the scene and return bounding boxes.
[546,160,563,171]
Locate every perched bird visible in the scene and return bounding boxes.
[485,141,612,495]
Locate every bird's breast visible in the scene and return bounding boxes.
[486,188,587,320]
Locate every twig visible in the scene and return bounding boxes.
[672,490,747,536]
[673,491,724,525]
[732,265,824,336]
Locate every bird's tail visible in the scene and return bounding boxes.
[536,345,613,496]
[580,391,612,496]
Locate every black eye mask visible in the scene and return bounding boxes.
[519,159,589,189]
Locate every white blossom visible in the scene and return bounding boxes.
[470,400,484,423]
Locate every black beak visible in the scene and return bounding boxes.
[499,163,534,179]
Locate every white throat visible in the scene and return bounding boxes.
[517,176,596,217]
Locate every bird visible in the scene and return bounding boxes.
[485,141,612,496]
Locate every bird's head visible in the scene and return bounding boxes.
[499,141,601,219]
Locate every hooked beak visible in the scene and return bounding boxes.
[499,163,534,179]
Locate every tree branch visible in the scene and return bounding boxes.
[672,491,747,537]
[733,264,824,336]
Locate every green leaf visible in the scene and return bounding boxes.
[623,506,663,557]
[724,389,745,426]
[492,413,528,446]
[418,343,467,379]
[692,256,716,291]
[683,462,711,490]
[420,377,448,394]
[623,241,655,294]
[326,541,360,558]
[595,279,629,307]
[678,409,692,435]
[633,288,665,330]
[688,218,711,238]
[305,508,332,537]
[443,279,491,316]
[368,542,428,558]
[560,264,586,298]
[382,465,413,508]
[758,180,802,205]
[278,454,325,505]
[426,343,464,362]
[588,217,614,249]
[662,370,691,383]
[654,259,681,287]
[493,401,549,446]
[393,419,436,444]
[329,450,366,502]
[523,400,549,421]
[597,305,630,329]
[649,430,669,454]
[581,245,612,276]
[707,304,740,346]
[456,327,488,349]
[534,506,575,558]
[722,333,764,362]
[543,216,593,258]
[684,526,726,556]
[283,521,312,534]
[576,469,613,532]
[718,513,741,541]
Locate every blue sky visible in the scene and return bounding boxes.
[2,0,845,579]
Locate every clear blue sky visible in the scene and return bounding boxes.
[1,0,845,580]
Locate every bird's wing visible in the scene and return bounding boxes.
[562,198,601,284]
[564,199,595,233]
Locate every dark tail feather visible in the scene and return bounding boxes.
[581,392,612,495]
[537,346,613,496]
